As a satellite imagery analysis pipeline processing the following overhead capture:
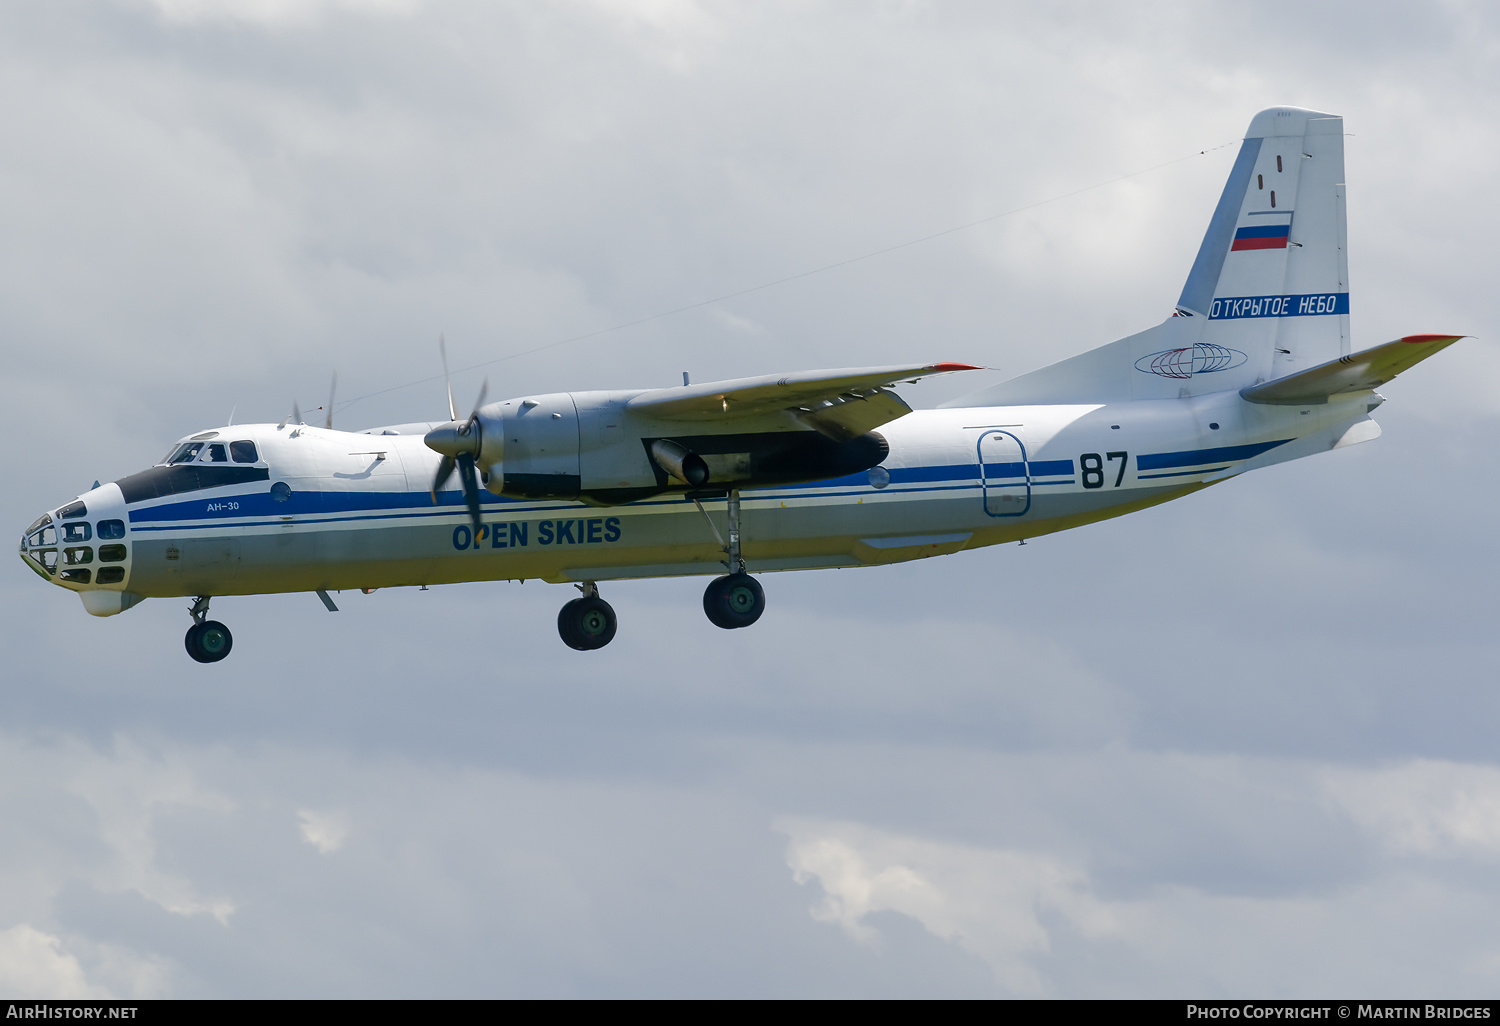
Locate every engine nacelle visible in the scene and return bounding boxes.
[485,393,583,500]
[472,391,892,505]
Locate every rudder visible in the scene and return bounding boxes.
[949,106,1351,408]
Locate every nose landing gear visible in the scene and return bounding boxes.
[557,582,617,650]
[184,595,233,663]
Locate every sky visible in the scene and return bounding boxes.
[2,0,1499,998]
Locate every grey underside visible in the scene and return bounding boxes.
[124,484,1190,597]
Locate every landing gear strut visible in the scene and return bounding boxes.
[184,595,233,663]
[557,581,617,651]
[699,489,766,630]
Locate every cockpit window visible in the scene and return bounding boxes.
[168,442,204,464]
[115,463,270,503]
[230,440,259,464]
[57,501,87,520]
[206,443,228,462]
[62,522,91,543]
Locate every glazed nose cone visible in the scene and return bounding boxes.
[19,511,59,583]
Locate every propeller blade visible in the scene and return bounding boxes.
[439,334,457,422]
[457,453,483,536]
[293,400,303,426]
[324,371,337,430]
[430,456,455,503]
[470,379,488,419]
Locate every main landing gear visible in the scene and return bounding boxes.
[702,572,764,629]
[557,582,617,651]
[553,491,767,649]
[697,488,765,630]
[184,595,233,663]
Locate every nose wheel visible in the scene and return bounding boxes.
[557,582,617,650]
[184,595,233,663]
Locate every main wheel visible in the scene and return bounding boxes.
[557,595,617,651]
[185,620,233,663]
[702,573,765,629]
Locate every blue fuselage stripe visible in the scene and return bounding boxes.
[1135,439,1290,471]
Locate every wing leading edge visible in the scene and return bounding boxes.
[626,363,981,439]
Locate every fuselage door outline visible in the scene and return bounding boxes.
[978,429,1030,518]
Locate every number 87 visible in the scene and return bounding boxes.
[1079,452,1129,489]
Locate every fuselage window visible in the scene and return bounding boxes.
[63,546,93,566]
[230,440,259,464]
[270,482,291,502]
[62,522,92,543]
[96,566,125,584]
[99,544,127,563]
[206,443,228,462]
[60,568,91,584]
[97,519,125,540]
[168,442,204,464]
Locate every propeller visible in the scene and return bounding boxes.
[279,400,304,430]
[321,372,337,430]
[424,337,490,537]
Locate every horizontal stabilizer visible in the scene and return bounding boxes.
[1239,335,1464,405]
[629,363,980,437]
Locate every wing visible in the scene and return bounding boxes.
[626,363,982,440]
[1240,335,1463,405]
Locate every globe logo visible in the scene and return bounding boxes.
[1134,343,1248,379]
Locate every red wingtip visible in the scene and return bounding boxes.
[927,362,984,372]
[1401,334,1464,344]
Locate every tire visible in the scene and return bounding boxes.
[702,573,765,630]
[185,620,233,663]
[557,596,617,651]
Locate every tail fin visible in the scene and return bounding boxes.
[949,106,1351,407]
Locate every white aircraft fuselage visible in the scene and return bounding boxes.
[22,387,1374,604]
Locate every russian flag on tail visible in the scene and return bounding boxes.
[1231,224,1290,251]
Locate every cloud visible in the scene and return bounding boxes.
[779,780,1500,998]
[298,809,350,854]
[782,818,1117,994]
[0,734,238,929]
[0,925,110,999]
[144,0,421,27]
[1325,760,1500,859]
